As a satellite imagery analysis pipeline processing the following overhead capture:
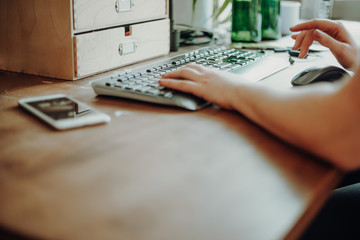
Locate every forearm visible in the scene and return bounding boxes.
[160,64,360,169]
[230,81,360,169]
[230,82,333,144]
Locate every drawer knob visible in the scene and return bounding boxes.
[115,0,135,13]
[119,41,138,56]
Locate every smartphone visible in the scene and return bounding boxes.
[18,94,111,130]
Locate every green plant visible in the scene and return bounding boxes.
[192,0,232,27]
[192,0,198,13]
[213,0,232,25]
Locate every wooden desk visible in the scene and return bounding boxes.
[0,42,343,240]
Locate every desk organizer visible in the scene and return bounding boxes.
[0,0,170,80]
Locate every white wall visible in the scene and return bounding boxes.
[331,0,360,21]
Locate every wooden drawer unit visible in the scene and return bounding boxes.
[75,19,170,77]
[73,0,167,31]
[0,0,169,80]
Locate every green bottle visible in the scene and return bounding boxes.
[261,0,281,39]
[231,0,262,42]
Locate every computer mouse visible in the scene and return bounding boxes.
[291,66,350,86]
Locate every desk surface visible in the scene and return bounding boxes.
[0,38,344,240]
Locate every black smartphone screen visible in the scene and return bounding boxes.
[28,97,91,120]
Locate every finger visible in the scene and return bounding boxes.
[334,22,354,43]
[185,63,204,71]
[298,30,315,58]
[292,30,307,50]
[290,19,336,32]
[162,67,201,81]
[158,78,200,95]
[314,28,354,53]
[291,33,299,40]
[313,30,355,68]
[313,30,340,51]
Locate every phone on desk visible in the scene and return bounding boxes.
[18,94,110,130]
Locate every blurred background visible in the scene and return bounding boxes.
[173,0,360,31]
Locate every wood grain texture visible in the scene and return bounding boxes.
[0,0,169,80]
[73,0,167,31]
[0,0,74,80]
[0,65,342,240]
[5,20,360,239]
[75,19,170,77]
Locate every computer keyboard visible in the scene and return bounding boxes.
[92,46,289,110]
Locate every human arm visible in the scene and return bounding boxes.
[290,19,358,69]
[160,64,360,170]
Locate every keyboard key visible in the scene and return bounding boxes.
[146,89,160,95]
[136,86,152,92]
[164,91,173,98]
[118,76,128,82]
[91,46,286,110]
[147,83,160,88]
[231,65,243,71]
[217,62,233,69]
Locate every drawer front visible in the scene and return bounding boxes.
[74,19,170,78]
[73,0,167,31]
